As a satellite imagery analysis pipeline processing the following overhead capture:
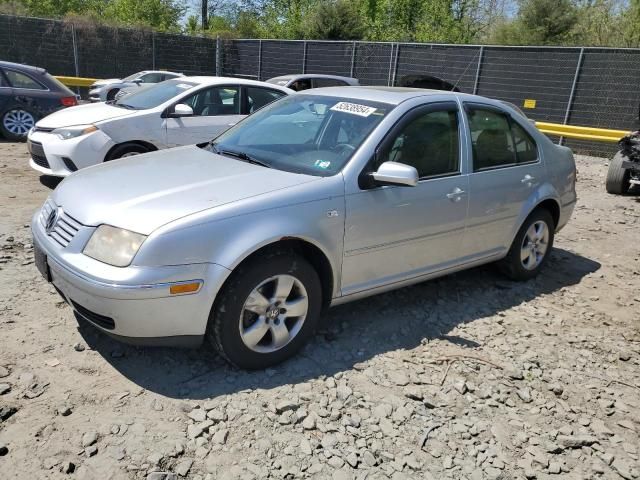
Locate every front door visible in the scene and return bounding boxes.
[461,103,546,257]
[165,85,245,146]
[342,102,469,295]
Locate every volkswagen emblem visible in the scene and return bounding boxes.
[45,208,60,234]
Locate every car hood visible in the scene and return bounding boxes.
[52,145,321,235]
[90,78,121,87]
[36,102,136,128]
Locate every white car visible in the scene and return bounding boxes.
[27,77,293,177]
[88,70,184,102]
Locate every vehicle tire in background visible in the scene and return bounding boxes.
[105,144,149,161]
[0,107,37,142]
[499,208,555,281]
[605,152,631,195]
[106,89,120,101]
[207,251,322,369]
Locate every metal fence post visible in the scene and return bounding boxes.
[302,41,308,74]
[71,23,80,78]
[387,43,395,86]
[257,40,262,81]
[559,47,584,145]
[473,45,484,95]
[152,31,156,70]
[215,35,222,76]
[350,41,356,78]
[390,43,400,86]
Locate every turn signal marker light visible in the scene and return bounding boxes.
[170,282,201,295]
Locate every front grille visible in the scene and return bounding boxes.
[33,126,54,133]
[32,153,50,169]
[39,200,83,248]
[71,300,115,330]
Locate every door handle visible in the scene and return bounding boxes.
[446,187,466,201]
[521,174,535,185]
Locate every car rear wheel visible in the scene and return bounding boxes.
[207,251,322,369]
[606,152,631,195]
[499,208,555,281]
[105,144,149,161]
[1,108,36,141]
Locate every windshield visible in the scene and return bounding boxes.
[210,94,392,176]
[115,79,197,110]
[122,71,146,82]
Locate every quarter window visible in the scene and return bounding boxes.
[377,109,460,178]
[468,107,538,171]
[5,70,46,90]
[182,86,240,116]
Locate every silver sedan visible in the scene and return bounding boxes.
[31,87,577,369]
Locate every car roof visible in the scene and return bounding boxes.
[268,74,358,83]
[0,60,47,75]
[296,86,507,108]
[184,76,293,91]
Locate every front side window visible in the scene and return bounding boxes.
[247,87,287,113]
[468,106,538,171]
[140,72,163,83]
[210,94,392,176]
[122,71,146,82]
[289,79,312,91]
[182,86,240,116]
[5,70,46,90]
[376,109,460,178]
[314,78,347,88]
[115,79,197,110]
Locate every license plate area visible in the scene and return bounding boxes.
[34,243,51,282]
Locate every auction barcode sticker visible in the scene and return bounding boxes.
[330,102,377,117]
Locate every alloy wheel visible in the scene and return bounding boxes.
[3,109,35,136]
[520,220,549,270]
[239,274,308,353]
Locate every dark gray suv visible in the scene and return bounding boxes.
[0,61,78,141]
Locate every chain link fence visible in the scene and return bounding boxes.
[1,14,639,158]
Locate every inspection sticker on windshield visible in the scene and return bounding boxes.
[330,102,377,117]
[314,160,331,169]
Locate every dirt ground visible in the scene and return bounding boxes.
[0,140,638,480]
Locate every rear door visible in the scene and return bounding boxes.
[0,69,12,113]
[165,85,244,146]
[462,103,546,258]
[4,68,53,119]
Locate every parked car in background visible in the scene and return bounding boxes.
[31,87,576,369]
[266,74,359,91]
[88,70,183,102]
[605,106,640,195]
[28,77,292,176]
[0,60,77,141]
[397,74,460,92]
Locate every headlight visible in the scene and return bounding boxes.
[52,125,98,140]
[83,225,147,267]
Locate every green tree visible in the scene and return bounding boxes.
[303,0,365,40]
[103,0,185,31]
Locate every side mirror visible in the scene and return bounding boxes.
[171,104,194,117]
[132,78,143,85]
[371,161,418,187]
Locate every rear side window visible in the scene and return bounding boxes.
[5,70,46,90]
[314,78,347,88]
[246,87,286,113]
[467,106,537,171]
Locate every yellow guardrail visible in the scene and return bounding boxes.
[535,121,629,143]
[54,75,98,87]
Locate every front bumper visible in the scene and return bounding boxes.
[27,129,115,177]
[31,210,231,346]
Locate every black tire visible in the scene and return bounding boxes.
[499,208,555,281]
[207,251,322,369]
[106,88,120,101]
[606,152,631,195]
[105,144,148,161]
[0,107,37,142]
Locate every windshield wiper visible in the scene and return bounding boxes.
[212,144,271,169]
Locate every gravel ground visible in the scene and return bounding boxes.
[0,140,639,480]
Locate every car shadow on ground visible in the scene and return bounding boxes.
[76,247,600,400]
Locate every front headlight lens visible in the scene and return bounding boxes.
[52,125,98,140]
[83,225,146,267]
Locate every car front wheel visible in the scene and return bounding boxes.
[499,208,555,281]
[208,251,322,369]
[606,152,631,195]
